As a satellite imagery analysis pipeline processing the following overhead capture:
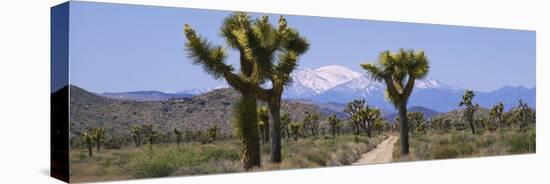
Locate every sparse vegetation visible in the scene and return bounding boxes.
[393,127,535,161]
[70,135,384,182]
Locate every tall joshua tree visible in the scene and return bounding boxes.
[327,113,341,139]
[184,13,304,169]
[361,49,429,155]
[459,90,479,135]
[257,106,270,144]
[250,16,310,162]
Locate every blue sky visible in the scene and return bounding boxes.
[68,1,536,93]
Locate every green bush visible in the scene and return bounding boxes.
[130,152,179,178]
[431,145,460,159]
[507,130,536,154]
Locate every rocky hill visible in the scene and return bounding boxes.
[69,85,323,138]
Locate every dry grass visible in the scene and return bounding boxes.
[392,127,535,162]
[70,134,386,182]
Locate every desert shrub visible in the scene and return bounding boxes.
[200,145,240,161]
[507,129,536,153]
[456,143,474,155]
[130,151,179,178]
[431,144,460,159]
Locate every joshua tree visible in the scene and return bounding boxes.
[91,127,105,152]
[327,113,341,139]
[131,126,142,147]
[280,113,292,139]
[514,100,534,131]
[174,128,183,145]
[344,99,365,135]
[490,102,504,129]
[303,113,320,137]
[290,122,301,141]
[184,13,264,169]
[360,107,381,137]
[207,124,220,142]
[247,16,310,162]
[361,49,430,155]
[459,90,479,135]
[82,131,94,157]
[344,99,381,137]
[374,119,385,135]
[408,112,424,135]
[257,107,270,144]
[185,12,309,166]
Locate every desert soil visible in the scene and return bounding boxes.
[352,135,398,165]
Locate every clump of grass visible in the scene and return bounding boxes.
[393,128,535,162]
[506,129,535,153]
[431,144,460,159]
[127,143,241,178]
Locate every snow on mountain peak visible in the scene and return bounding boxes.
[415,78,459,91]
[291,65,363,93]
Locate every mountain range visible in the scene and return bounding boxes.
[100,65,535,112]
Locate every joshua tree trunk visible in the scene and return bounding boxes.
[331,128,336,139]
[88,145,93,157]
[236,93,261,170]
[398,103,410,155]
[96,142,101,152]
[268,97,282,163]
[469,119,476,134]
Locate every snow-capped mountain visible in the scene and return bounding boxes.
[288,65,362,95]
[282,65,534,112]
[177,84,229,95]
[173,65,535,112]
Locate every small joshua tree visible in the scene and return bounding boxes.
[131,126,142,147]
[327,113,341,139]
[374,119,385,135]
[257,107,270,144]
[82,131,94,157]
[303,113,319,137]
[280,113,292,139]
[344,99,380,137]
[459,90,479,135]
[290,122,301,141]
[174,128,183,145]
[344,99,365,135]
[207,124,220,142]
[91,127,105,152]
[408,112,424,135]
[514,100,534,131]
[490,102,504,129]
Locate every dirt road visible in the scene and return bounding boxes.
[352,135,398,165]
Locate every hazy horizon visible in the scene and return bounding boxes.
[68,1,536,93]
